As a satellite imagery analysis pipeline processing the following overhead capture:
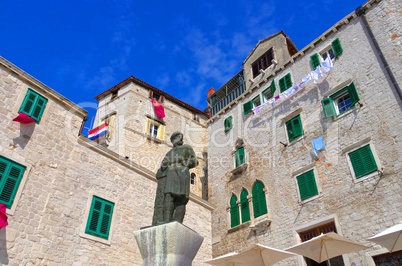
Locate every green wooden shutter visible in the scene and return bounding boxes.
[243,101,253,115]
[332,38,343,56]
[262,80,276,101]
[31,97,47,122]
[349,145,378,178]
[224,116,233,132]
[297,170,318,200]
[310,53,321,69]
[235,147,245,167]
[321,98,337,118]
[0,156,26,208]
[347,82,360,106]
[286,115,303,142]
[86,196,114,239]
[18,89,48,123]
[252,181,267,218]
[240,189,250,223]
[230,195,240,227]
[19,90,37,114]
[279,73,293,92]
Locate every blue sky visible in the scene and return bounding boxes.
[2,0,365,127]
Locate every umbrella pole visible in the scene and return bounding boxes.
[324,244,331,266]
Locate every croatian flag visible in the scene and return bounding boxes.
[88,123,108,140]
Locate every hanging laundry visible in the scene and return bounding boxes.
[88,123,108,140]
[321,56,334,73]
[311,136,327,156]
[252,105,262,114]
[12,112,36,124]
[311,66,323,83]
[151,98,166,119]
[0,203,8,229]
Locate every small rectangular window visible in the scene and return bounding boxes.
[0,155,26,208]
[321,82,360,118]
[296,170,318,201]
[348,144,378,178]
[146,118,166,141]
[286,114,303,142]
[224,116,233,132]
[262,80,276,102]
[85,196,114,240]
[252,95,261,107]
[278,73,293,93]
[18,89,48,123]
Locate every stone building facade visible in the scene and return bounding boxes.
[0,57,212,265]
[207,0,402,265]
[0,0,401,265]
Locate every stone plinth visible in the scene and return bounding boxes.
[134,222,204,266]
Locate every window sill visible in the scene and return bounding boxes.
[249,216,272,230]
[228,221,251,234]
[353,169,381,184]
[299,193,321,204]
[230,163,248,175]
[287,134,306,147]
[79,232,111,246]
[146,135,164,143]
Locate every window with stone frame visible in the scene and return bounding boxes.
[224,116,233,132]
[0,155,26,208]
[85,196,115,240]
[285,114,304,142]
[296,169,318,201]
[251,48,274,78]
[262,80,276,102]
[321,82,360,118]
[145,117,166,141]
[18,88,48,123]
[348,144,378,179]
[190,173,196,185]
[310,38,343,70]
[278,73,293,93]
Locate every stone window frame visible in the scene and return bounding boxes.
[342,137,382,183]
[79,193,117,245]
[293,164,321,204]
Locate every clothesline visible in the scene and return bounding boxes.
[252,56,334,115]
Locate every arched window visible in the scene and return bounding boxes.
[230,194,240,227]
[252,181,268,218]
[240,189,250,223]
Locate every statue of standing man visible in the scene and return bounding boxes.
[152,132,198,226]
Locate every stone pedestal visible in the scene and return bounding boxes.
[134,222,204,266]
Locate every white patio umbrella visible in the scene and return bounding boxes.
[285,232,367,265]
[367,222,402,252]
[228,243,296,266]
[204,252,238,266]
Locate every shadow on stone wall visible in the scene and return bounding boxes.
[12,123,35,149]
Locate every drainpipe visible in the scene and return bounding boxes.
[355,5,402,103]
[78,116,88,136]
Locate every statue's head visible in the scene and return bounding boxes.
[170,131,183,146]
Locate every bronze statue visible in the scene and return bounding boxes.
[152,132,198,226]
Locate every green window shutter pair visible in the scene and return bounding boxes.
[224,116,233,132]
[349,144,378,178]
[240,189,250,223]
[85,196,115,239]
[18,89,48,123]
[243,101,254,115]
[235,147,245,168]
[297,170,318,201]
[252,181,268,218]
[286,115,303,142]
[230,195,240,227]
[279,73,293,93]
[332,38,343,57]
[310,38,343,70]
[310,53,321,70]
[0,156,26,208]
[321,82,360,118]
